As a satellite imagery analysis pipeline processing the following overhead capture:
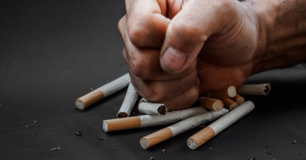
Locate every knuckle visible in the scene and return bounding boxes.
[128,20,149,47]
[169,18,203,43]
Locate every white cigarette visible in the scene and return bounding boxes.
[117,83,139,118]
[137,98,167,116]
[187,101,255,149]
[103,106,207,132]
[140,108,229,149]
[75,73,131,110]
[237,83,271,96]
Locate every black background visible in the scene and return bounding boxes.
[1,0,306,160]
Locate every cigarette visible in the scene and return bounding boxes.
[208,86,236,99]
[117,83,139,118]
[221,98,238,111]
[140,109,229,149]
[237,83,271,96]
[230,94,245,105]
[75,73,131,110]
[137,99,167,116]
[103,106,207,132]
[198,97,223,111]
[187,101,255,149]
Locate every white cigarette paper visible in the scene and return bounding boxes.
[187,101,255,149]
[237,83,271,96]
[138,98,167,116]
[140,108,229,149]
[75,73,131,110]
[117,83,139,118]
[103,106,207,132]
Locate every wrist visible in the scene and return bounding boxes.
[249,0,306,74]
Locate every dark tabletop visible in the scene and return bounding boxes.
[1,1,306,160]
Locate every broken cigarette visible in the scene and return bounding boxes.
[208,86,237,99]
[221,98,238,111]
[137,99,167,116]
[187,101,255,149]
[75,73,131,110]
[117,83,139,118]
[140,108,229,149]
[103,106,207,132]
[198,97,223,111]
[237,83,271,96]
[230,94,245,105]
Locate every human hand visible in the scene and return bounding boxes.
[118,0,264,111]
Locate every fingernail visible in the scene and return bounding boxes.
[161,47,187,72]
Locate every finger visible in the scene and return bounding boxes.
[160,0,240,73]
[125,0,170,48]
[156,80,199,111]
[129,70,197,102]
[121,17,196,81]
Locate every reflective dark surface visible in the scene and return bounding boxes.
[1,1,306,159]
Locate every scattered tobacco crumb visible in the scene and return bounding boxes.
[51,146,60,151]
[244,141,246,143]
[99,138,106,140]
[267,152,271,155]
[0,104,2,106]
[293,140,297,144]
[75,131,82,136]
[149,157,154,160]
[32,124,34,126]
[21,122,25,125]
[209,148,212,150]
[243,151,245,153]
[26,125,28,127]
[253,137,256,139]
[265,146,268,148]
[198,125,205,129]
[131,112,136,116]
[33,132,36,135]
[300,153,302,155]
[94,133,96,136]
[27,112,29,114]
[162,149,167,153]
[17,117,21,119]
[114,148,116,150]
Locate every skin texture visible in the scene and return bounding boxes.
[118,0,306,111]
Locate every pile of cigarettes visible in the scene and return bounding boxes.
[75,73,271,149]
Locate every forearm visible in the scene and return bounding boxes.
[249,0,306,74]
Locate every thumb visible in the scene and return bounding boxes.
[160,0,239,73]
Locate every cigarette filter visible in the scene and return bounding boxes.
[198,97,223,111]
[75,73,131,110]
[230,94,245,105]
[138,99,167,116]
[187,101,255,149]
[103,106,207,132]
[117,83,139,118]
[140,108,229,149]
[208,86,236,99]
[237,83,271,96]
[221,98,238,111]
